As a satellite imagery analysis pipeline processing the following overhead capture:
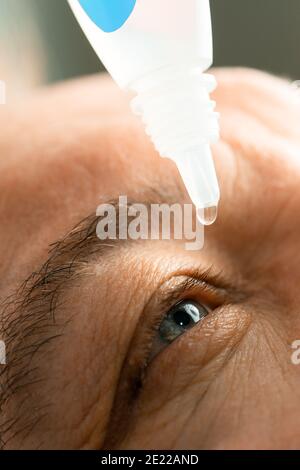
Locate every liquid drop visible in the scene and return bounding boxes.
[198,206,218,226]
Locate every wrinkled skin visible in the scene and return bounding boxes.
[1,69,300,450]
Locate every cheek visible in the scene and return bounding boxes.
[118,302,300,450]
[118,304,251,449]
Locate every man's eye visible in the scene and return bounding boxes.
[159,300,209,344]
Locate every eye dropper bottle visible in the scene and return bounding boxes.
[68,0,220,225]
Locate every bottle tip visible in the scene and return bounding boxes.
[198,205,218,226]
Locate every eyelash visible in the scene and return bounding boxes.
[136,280,221,380]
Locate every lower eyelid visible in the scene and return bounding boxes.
[146,304,252,386]
[123,306,251,426]
[134,283,225,377]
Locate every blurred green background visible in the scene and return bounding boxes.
[0,0,299,92]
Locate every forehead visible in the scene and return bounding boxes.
[0,78,184,286]
[1,72,300,296]
[0,78,185,209]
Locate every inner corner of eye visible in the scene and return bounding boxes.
[159,299,209,344]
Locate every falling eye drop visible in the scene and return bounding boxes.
[68,0,220,225]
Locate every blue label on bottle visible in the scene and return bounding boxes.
[79,0,137,33]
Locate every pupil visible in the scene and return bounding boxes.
[172,308,192,328]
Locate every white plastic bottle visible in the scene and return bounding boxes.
[68,0,220,225]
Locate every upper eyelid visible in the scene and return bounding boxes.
[156,271,234,311]
[130,271,231,369]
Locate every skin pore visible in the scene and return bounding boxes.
[1,68,300,449]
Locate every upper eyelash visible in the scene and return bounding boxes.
[158,275,226,312]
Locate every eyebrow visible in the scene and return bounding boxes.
[0,191,189,447]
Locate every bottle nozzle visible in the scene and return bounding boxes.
[131,69,220,224]
[173,142,220,225]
